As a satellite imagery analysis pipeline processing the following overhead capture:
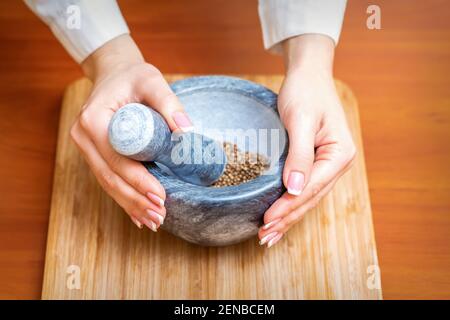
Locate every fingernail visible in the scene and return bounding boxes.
[267,233,283,248]
[287,171,304,196]
[262,218,281,230]
[146,209,164,226]
[172,111,194,132]
[147,192,165,207]
[142,217,157,232]
[259,232,278,246]
[131,217,143,229]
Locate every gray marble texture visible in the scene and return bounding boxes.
[144,76,288,246]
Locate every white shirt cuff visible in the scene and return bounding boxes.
[258,0,347,54]
[24,0,130,63]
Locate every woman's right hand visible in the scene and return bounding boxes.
[70,35,193,231]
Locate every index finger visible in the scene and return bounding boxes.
[263,145,353,225]
[78,103,166,203]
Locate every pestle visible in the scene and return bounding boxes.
[108,103,226,186]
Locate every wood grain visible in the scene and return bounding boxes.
[0,0,449,299]
[41,75,381,300]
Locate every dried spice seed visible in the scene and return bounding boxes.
[212,142,270,187]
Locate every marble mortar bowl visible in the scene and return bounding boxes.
[144,76,288,246]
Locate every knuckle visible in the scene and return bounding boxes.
[310,197,322,209]
[69,123,79,144]
[277,220,287,230]
[311,183,324,197]
[99,170,116,191]
[138,66,163,86]
[296,111,315,124]
[293,210,305,222]
[288,143,313,157]
[142,64,162,76]
[342,140,357,162]
[132,172,148,192]
[281,101,300,117]
[78,109,92,131]
[130,196,142,211]
[284,214,295,226]
[338,140,357,165]
[126,209,138,219]
[263,214,275,225]
[286,199,300,213]
[107,153,124,170]
[347,143,357,163]
[160,91,178,109]
[289,109,316,129]
[288,150,314,165]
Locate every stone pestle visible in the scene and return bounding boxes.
[108,103,226,186]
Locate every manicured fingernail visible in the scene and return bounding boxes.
[147,192,165,207]
[262,218,281,230]
[142,217,157,232]
[172,111,194,132]
[146,209,164,226]
[287,171,304,196]
[259,232,278,246]
[156,213,164,225]
[267,233,283,248]
[131,217,143,229]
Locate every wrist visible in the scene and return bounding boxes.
[81,34,144,81]
[282,34,335,77]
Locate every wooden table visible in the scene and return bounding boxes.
[41,76,381,299]
[0,0,449,299]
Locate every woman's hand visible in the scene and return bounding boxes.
[70,35,193,232]
[258,35,356,247]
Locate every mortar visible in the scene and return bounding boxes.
[145,76,288,246]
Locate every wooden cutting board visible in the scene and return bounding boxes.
[41,75,382,299]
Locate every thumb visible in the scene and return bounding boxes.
[140,75,193,132]
[282,111,316,196]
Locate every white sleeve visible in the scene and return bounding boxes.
[24,0,130,63]
[258,0,347,54]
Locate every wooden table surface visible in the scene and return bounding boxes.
[0,0,448,299]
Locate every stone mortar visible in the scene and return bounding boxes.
[145,76,288,246]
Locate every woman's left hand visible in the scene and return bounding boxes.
[258,35,356,248]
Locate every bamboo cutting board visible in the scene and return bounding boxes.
[42,75,382,299]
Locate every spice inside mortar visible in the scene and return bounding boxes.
[212,142,270,187]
